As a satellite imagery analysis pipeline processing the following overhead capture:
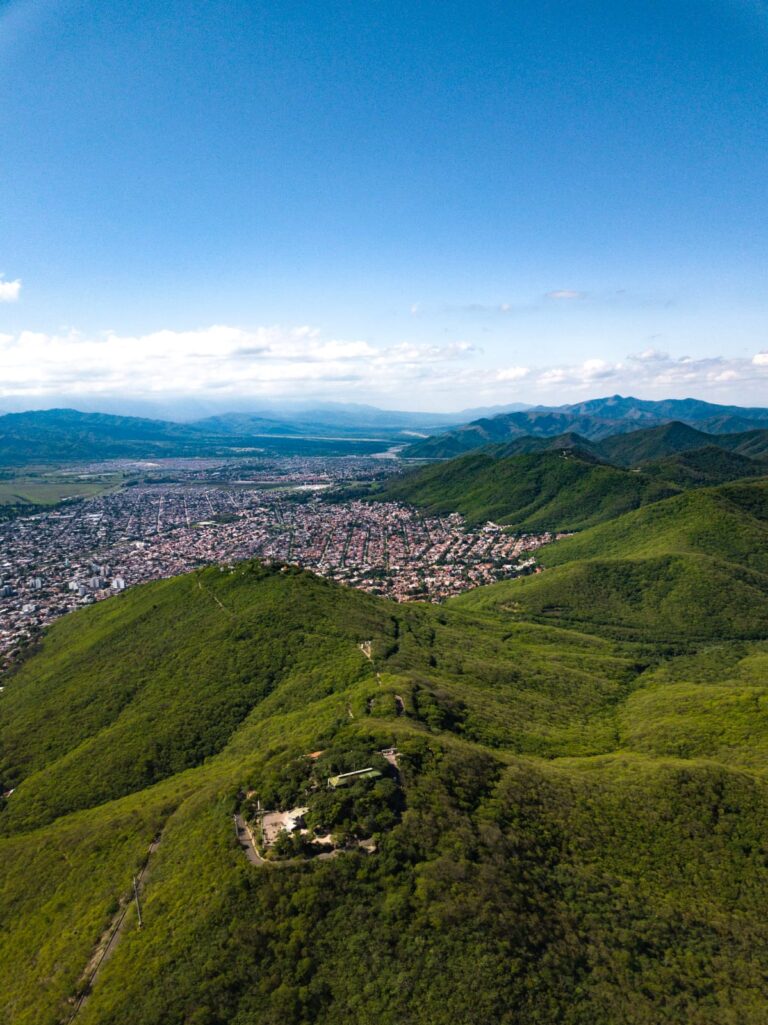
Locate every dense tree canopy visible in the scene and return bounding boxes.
[4,479,768,1023]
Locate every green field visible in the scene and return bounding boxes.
[0,472,124,507]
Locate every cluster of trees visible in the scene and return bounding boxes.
[243,742,403,853]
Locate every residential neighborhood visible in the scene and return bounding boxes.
[0,456,556,671]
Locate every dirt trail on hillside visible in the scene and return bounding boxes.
[359,640,383,686]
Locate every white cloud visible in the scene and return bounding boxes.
[631,347,669,363]
[546,289,584,301]
[529,349,768,399]
[496,366,529,382]
[0,277,21,302]
[0,325,478,401]
[2,322,768,409]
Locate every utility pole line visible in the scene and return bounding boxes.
[133,876,143,929]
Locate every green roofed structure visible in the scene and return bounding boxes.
[327,767,382,789]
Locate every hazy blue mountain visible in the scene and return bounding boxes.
[0,409,392,464]
[556,394,768,424]
[402,395,768,458]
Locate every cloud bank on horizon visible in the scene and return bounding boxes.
[2,323,768,412]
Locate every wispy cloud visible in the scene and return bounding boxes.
[529,350,768,399]
[0,277,21,302]
[545,289,584,301]
[496,366,529,382]
[2,323,768,408]
[0,325,478,401]
[451,302,515,315]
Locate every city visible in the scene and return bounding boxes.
[0,455,556,672]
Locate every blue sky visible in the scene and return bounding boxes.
[1,0,767,411]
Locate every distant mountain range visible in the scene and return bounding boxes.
[0,407,436,465]
[0,404,532,464]
[4,395,768,466]
[402,394,768,458]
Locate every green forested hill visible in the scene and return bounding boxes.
[593,420,768,465]
[5,542,768,1023]
[381,449,679,529]
[493,430,606,460]
[455,481,768,640]
[597,420,718,464]
[383,422,768,530]
[541,481,768,570]
[639,445,768,486]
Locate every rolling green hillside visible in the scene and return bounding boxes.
[459,554,768,641]
[5,535,768,1023]
[381,449,679,529]
[597,421,720,464]
[540,482,768,570]
[487,422,768,476]
[385,424,768,532]
[596,421,768,467]
[455,481,768,641]
[639,445,767,487]
[722,428,768,459]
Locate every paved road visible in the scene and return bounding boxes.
[234,814,267,865]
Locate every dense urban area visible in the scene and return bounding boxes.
[0,456,555,671]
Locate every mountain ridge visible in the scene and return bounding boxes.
[7,395,768,465]
[402,395,768,458]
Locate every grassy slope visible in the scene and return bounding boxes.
[381,450,679,529]
[454,481,768,640]
[540,482,768,569]
[4,542,768,1023]
[0,564,387,830]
